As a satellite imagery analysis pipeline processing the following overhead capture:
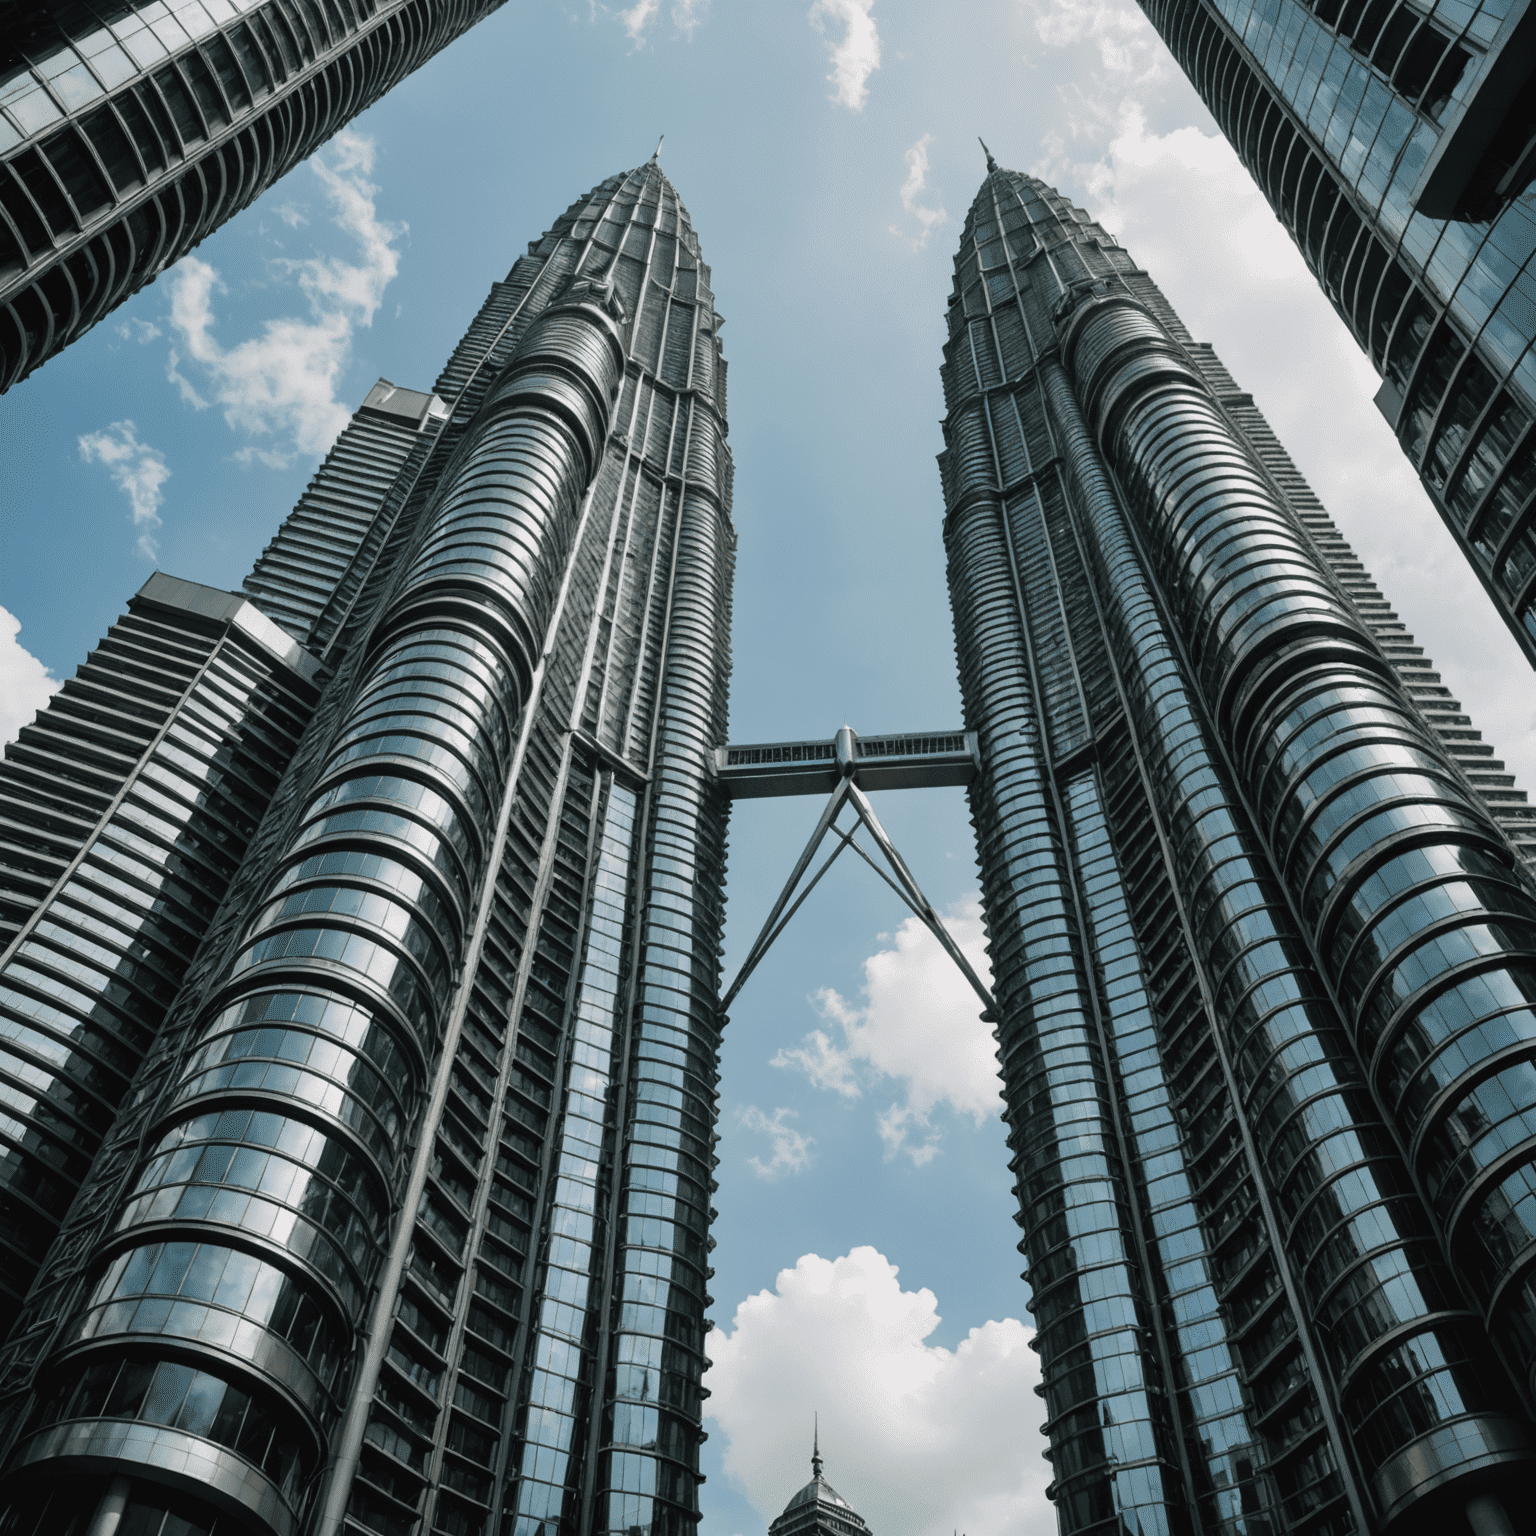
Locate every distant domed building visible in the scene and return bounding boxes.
[768,1427,874,1536]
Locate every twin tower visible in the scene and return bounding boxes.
[3,155,1536,1536]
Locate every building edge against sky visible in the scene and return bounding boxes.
[943,156,1536,1533]
[1126,0,1536,668]
[0,157,734,1536]
[0,0,511,392]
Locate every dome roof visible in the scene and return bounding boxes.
[783,1472,858,1514]
[767,1429,873,1536]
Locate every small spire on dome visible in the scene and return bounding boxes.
[812,1414,823,1479]
[979,137,999,173]
[650,135,664,163]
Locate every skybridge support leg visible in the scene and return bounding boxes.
[846,782,997,1020]
[719,776,998,1020]
[719,779,852,1014]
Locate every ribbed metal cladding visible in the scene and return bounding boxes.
[1044,347,1528,1527]
[947,160,1536,1534]
[1040,354,1366,1533]
[0,159,733,1536]
[589,424,732,1536]
[0,0,510,390]
[1065,285,1536,1435]
[313,163,732,1536]
[946,485,1188,1534]
[0,276,623,1536]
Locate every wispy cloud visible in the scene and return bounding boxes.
[890,134,947,249]
[1029,0,1167,79]
[78,421,171,558]
[737,1106,815,1180]
[114,317,161,344]
[618,0,659,39]
[1025,0,1171,168]
[809,0,881,110]
[165,130,404,468]
[774,897,998,1164]
[672,0,708,36]
[617,0,708,43]
[0,608,59,748]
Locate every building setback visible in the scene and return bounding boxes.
[0,0,511,392]
[943,158,1536,1534]
[1126,0,1536,668]
[0,157,732,1536]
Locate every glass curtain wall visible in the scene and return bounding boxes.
[944,161,1536,1534]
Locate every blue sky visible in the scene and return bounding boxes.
[5,1,1536,1531]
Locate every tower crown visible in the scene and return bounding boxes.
[767,1430,873,1536]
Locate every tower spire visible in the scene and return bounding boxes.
[812,1413,823,1479]
[651,134,664,162]
[979,137,999,173]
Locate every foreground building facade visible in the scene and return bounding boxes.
[0,158,732,1536]
[943,160,1536,1534]
[1128,0,1536,667]
[0,0,510,391]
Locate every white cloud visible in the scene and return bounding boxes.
[1024,0,1172,165]
[672,0,707,36]
[738,1106,815,1180]
[165,130,404,468]
[114,317,161,344]
[890,133,947,250]
[1029,0,1168,78]
[774,897,999,1163]
[1081,110,1536,794]
[772,1025,860,1099]
[0,608,59,749]
[618,0,659,39]
[613,0,705,41]
[78,420,171,558]
[705,1248,1051,1535]
[809,0,880,111]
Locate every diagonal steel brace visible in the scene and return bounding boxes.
[718,777,998,1019]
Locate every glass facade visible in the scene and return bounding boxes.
[1132,0,1536,667]
[0,0,510,391]
[0,158,733,1536]
[943,162,1536,1532]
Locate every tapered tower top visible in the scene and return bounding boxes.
[767,1426,873,1536]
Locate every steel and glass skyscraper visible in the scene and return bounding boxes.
[1125,0,1536,667]
[0,0,510,392]
[12,135,1536,1536]
[944,157,1536,1535]
[0,157,732,1536]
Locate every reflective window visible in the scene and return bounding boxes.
[79,1238,345,1393]
[38,1353,311,1501]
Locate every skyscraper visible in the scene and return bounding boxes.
[0,0,510,392]
[0,156,732,1536]
[1128,0,1536,666]
[943,158,1536,1533]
